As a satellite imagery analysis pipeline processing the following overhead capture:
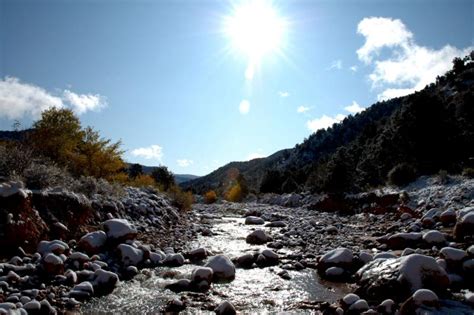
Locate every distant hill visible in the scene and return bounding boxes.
[125,163,199,184]
[184,54,474,194]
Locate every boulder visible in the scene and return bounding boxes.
[165,279,191,293]
[215,301,237,315]
[356,254,449,301]
[78,231,107,255]
[163,253,185,267]
[454,208,474,241]
[191,267,213,284]
[236,253,256,268]
[317,248,353,275]
[245,216,265,225]
[265,221,286,228]
[103,219,137,243]
[246,229,269,245]
[204,255,235,282]
[42,253,64,275]
[185,248,208,261]
[386,233,422,250]
[70,281,94,300]
[92,269,119,295]
[422,230,446,246]
[117,244,144,267]
[440,209,456,226]
[256,249,279,267]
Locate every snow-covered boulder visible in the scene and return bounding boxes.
[204,255,236,281]
[69,281,94,300]
[78,231,107,255]
[42,253,64,275]
[37,240,69,256]
[92,269,119,295]
[422,230,446,246]
[103,219,137,242]
[356,254,449,301]
[117,244,144,267]
[317,248,353,273]
[246,229,269,244]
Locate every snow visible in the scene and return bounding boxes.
[37,240,69,255]
[69,252,90,262]
[0,181,30,198]
[103,219,137,241]
[440,247,467,262]
[204,255,236,281]
[320,248,353,265]
[422,230,446,245]
[117,244,144,266]
[398,254,448,292]
[412,289,438,305]
[342,293,360,305]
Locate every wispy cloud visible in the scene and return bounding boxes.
[278,91,290,97]
[350,65,358,72]
[344,101,365,114]
[356,17,473,100]
[177,159,194,167]
[297,105,310,113]
[239,99,250,114]
[328,59,343,70]
[131,145,163,162]
[0,76,107,120]
[307,114,345,132]
[247,152,266,160]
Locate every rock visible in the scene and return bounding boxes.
[186,248,208,261]
[439,247,467,270]
[204,255,236,282]
[373,252,397,260]
[78,231,107,255]
[359,252,373,264]
[386,233,422,250]
[246,229,269,245]
[278,270,291,280]
[377,299,395,314]
[348,299,369,312]
[70,281,94,300]
[325,267,345,279]
[422,230,446,246]
[325,225,338,234]
[103,219,137,242]
[236,253,255,268]
[356,254,449,301]
[440,208,456,226]
[317,248,353,275]
[92,269,119,295]
[265,221,286,227]
[399,289,439,314]
[454,209,474,241]
[165,298,186,313]
[165,279,191,293]
[163,253,185,267]
[150,251,166,265]
[256,249,279,267]
[117,244,144,267]
[342,293,360,307]
[42,253,64,275]
[23,300,41,312]
[245,216,265,225]
[39,299,56,314]
[37,240,69,255]
[214,301,237,315]
[191,267,213,285]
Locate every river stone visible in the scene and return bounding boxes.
[236,253,256,268]
[191,267,213,284]
[265,221,286,227]
[215,301,237,315]
[42,253,64,275]
[163,253,185,267]
[317,248,353,275]
[117,244,144,267]
[165,279,191,293]
[454,209,474,241]
[78,231,107,255]
[245,216,265,225]
[246,229,269,245]
[386,232,422,249]
[93,269,119,295]
[103,219,137,242]
[355,254,449,301]
[204,255,235,282]
[186,248,208,261]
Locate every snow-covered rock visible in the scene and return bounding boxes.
[117,244,144,267]
[439,247,467,263]
[422,230,446,245]
[78,231,107,254]
[103,219,137,242]
[37,240,69,256]
[92,269,119,295]
[204,255,236,281]
[412,289,439,305]
[42,253,64,275]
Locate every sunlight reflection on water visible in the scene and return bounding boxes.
[83,217,351,314]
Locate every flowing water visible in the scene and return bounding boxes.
[83,216,351,314]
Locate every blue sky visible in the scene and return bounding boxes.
[0,0,472,175]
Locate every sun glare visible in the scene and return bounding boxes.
[224,0,287,65]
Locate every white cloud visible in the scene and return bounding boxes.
[328,59,343,70]
[245,64,255,80]
[63,90,107,114]
[247,152,266,160]
[350,65,358,72]
[0,76,108,120]
[297,105,310,113]
[356,17,473,100]
[177,159,193,167]
[131,145,163,161]
[239,99,250,114]
[307,114,345,132]
[278,91,289,97]
[344,101,365,114]
[0,77,64,119]
[357,17,413,64]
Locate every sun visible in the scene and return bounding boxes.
[224,0,287,65]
